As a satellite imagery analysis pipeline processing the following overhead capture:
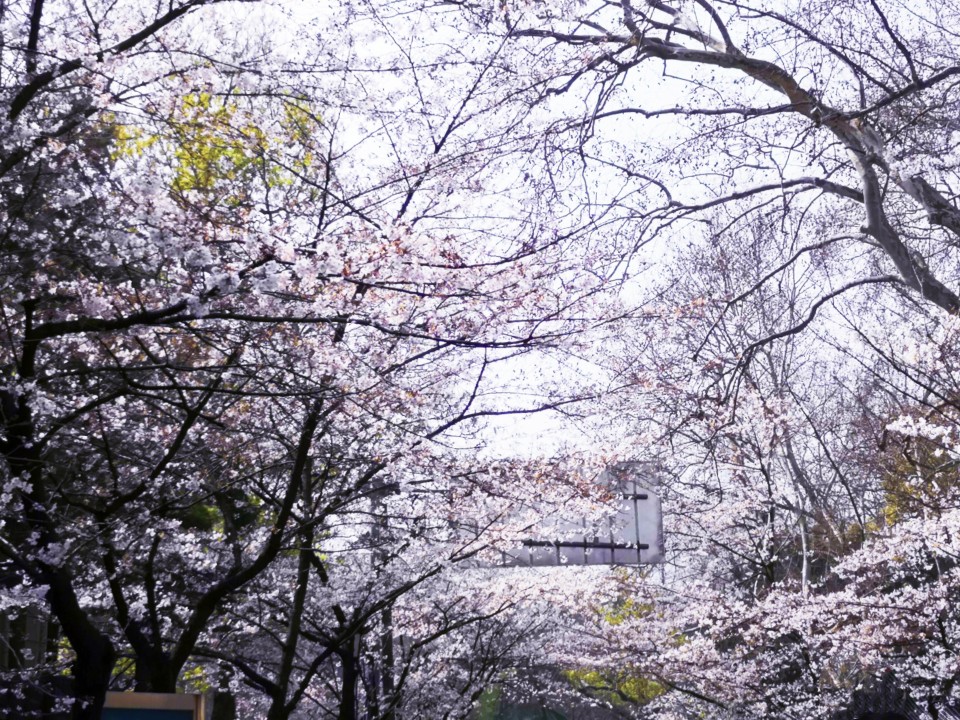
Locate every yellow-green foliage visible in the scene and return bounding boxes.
[57,635,75,676]
[475,686,502,720]
[169,91,268,195]
[113,658,136,679]
[177,502,223,533]
[111,119,157,158]
[110,92,321,205]
[601,597,653,626]
[562,668,665,706]
[181,664,212,692]
[880,432,958,526]
[601,596,685,646]
[567,595,669,707]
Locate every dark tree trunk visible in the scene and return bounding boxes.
[135,646,179,693]
[69,630,114,720]
[339,645,358,720]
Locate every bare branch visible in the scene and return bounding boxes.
[867,0,920,84]
[739,275,903,365]
[9,0,212,121]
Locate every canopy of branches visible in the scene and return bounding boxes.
[3,1,960,719]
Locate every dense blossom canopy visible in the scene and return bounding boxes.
[3,1,960,719]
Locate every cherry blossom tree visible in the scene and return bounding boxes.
[446,0,960,717]
[0,1,627,718]
[13,0,960,718]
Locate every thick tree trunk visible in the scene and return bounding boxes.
[338,645,358,720]
[135,646,179,693]
[68,628,115,720]
[380,607,396,720]
[40,572,114,718]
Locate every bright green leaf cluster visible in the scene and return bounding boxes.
[562,667,666,706]
[110,92,322,206]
